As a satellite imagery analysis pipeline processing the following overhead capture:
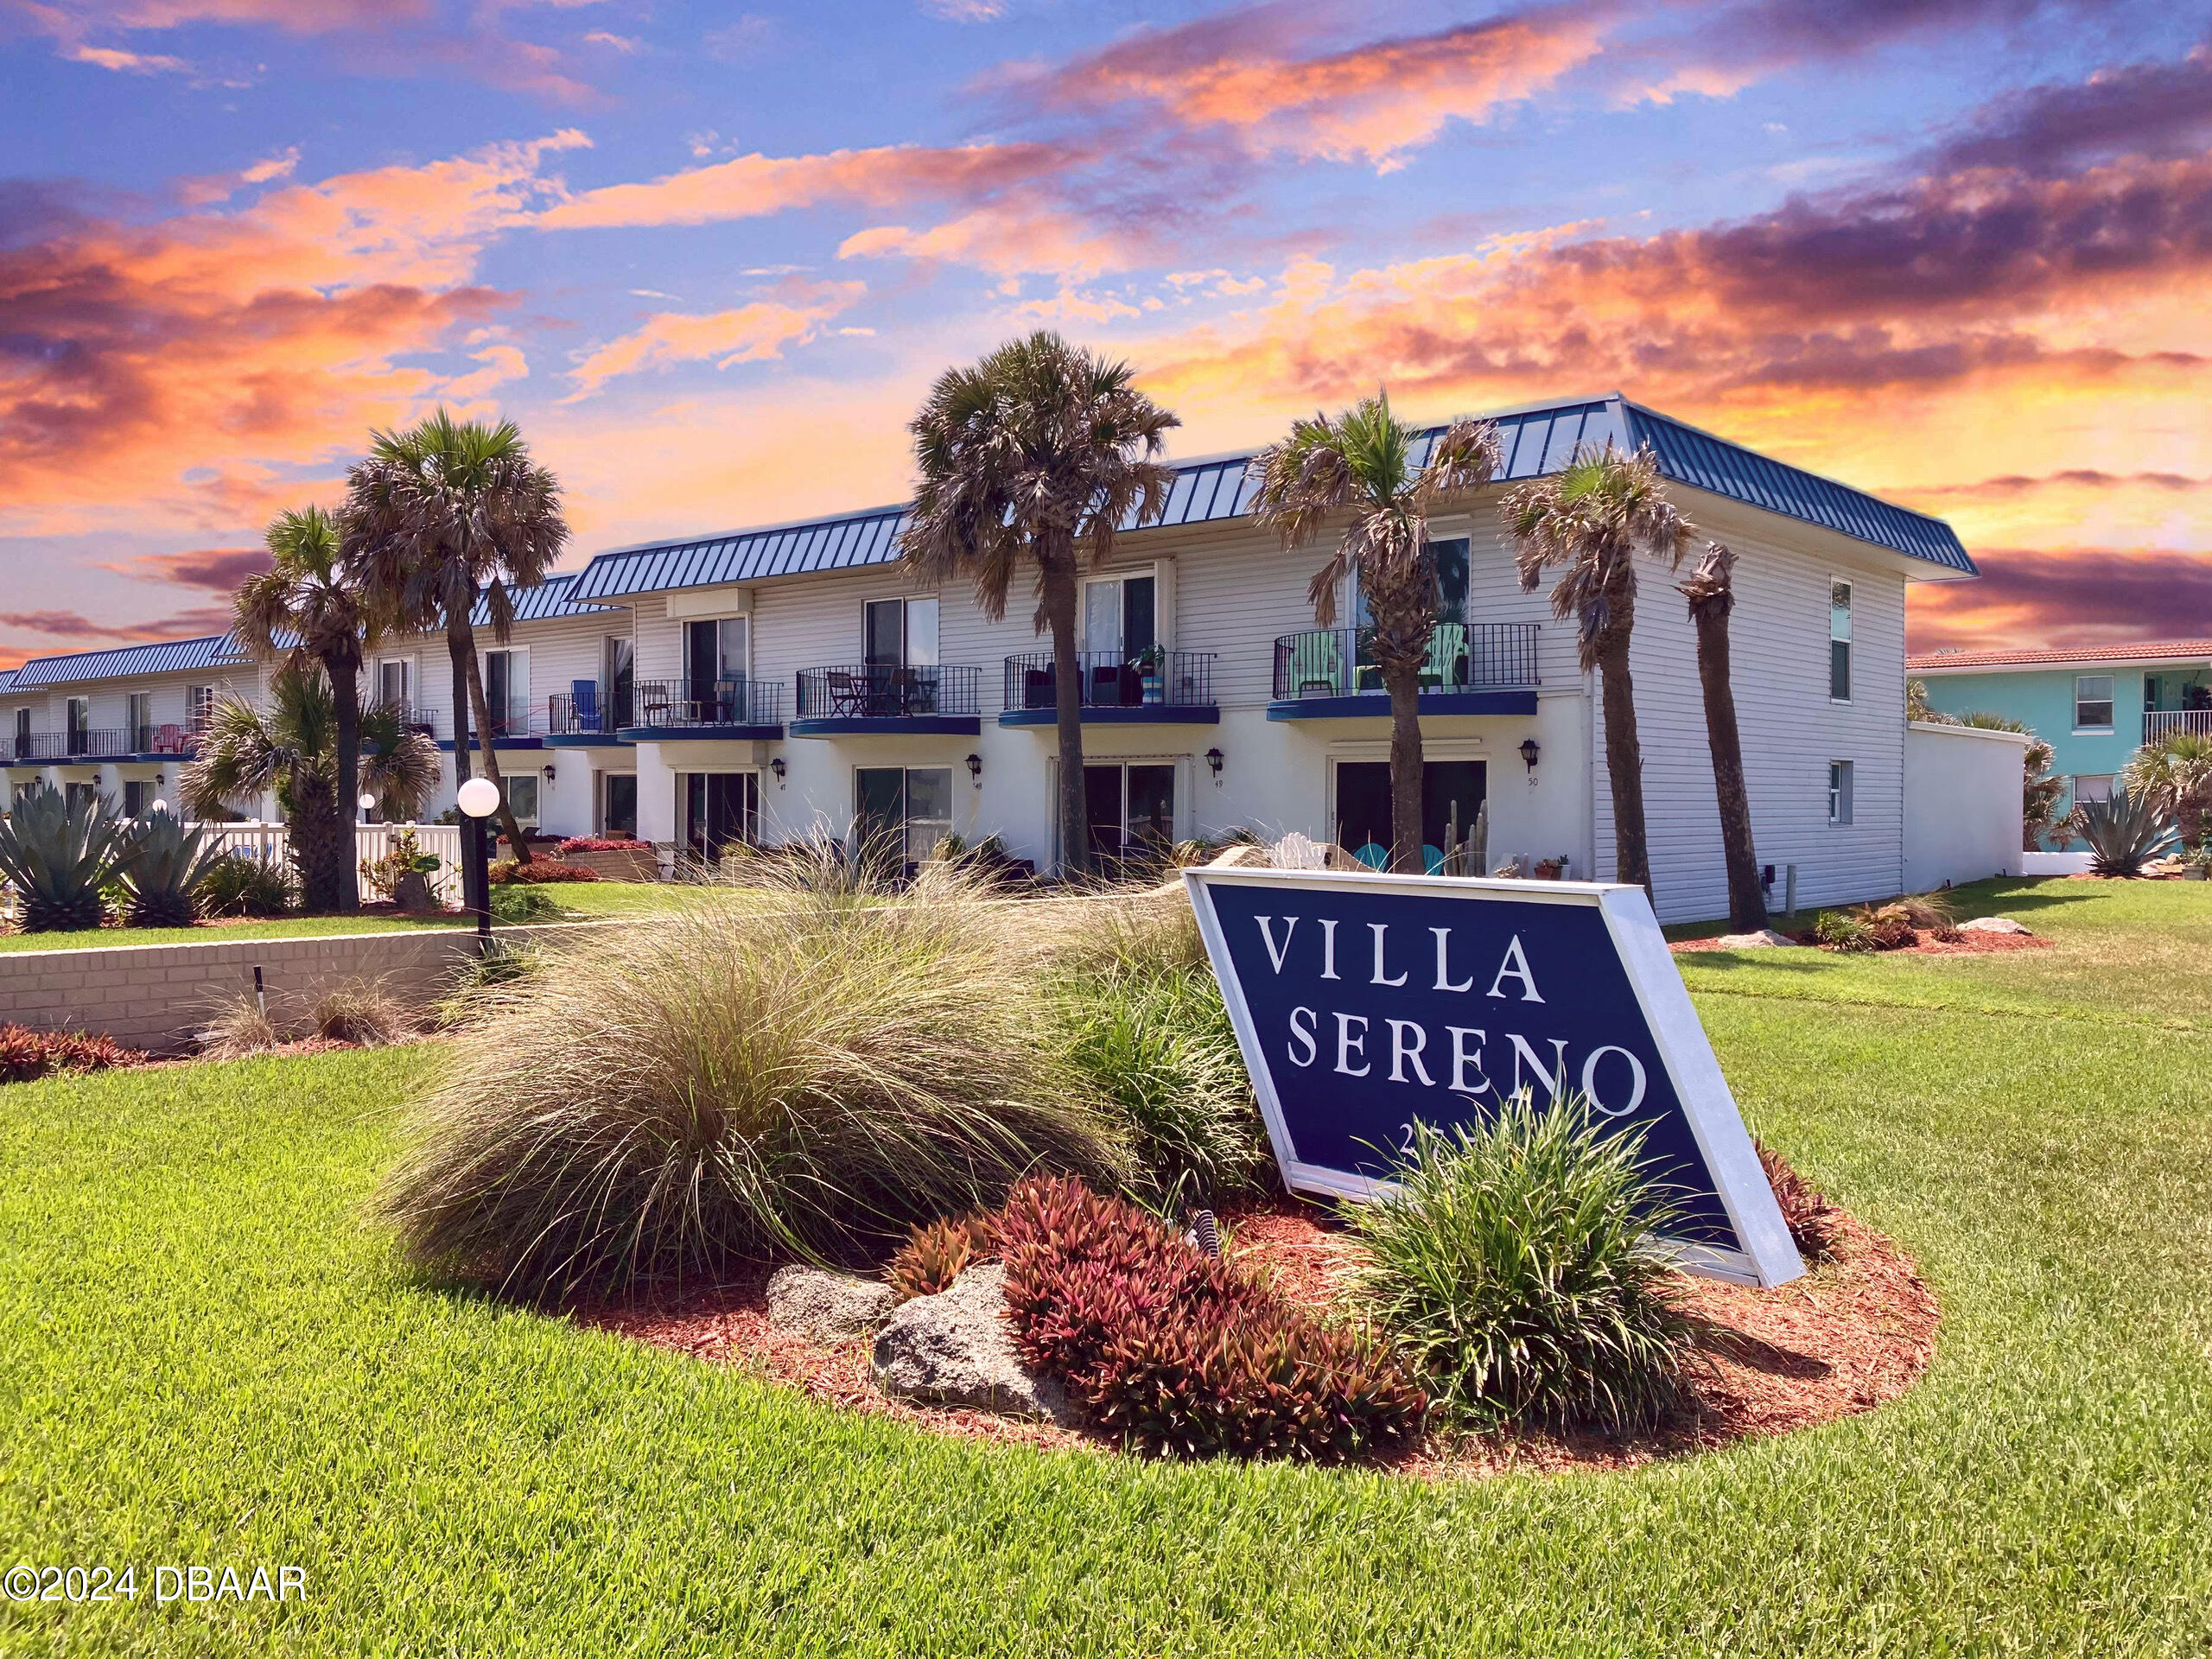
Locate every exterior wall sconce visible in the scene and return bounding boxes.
[1205,747,1224,784]
[541,762,557,783]
[966,752,982,784]
[1519,738,1541,784]
[769,756,787,785]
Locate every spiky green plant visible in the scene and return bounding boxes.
[2073,785,2176,877]
[1347,1095,1696,1434]
[0,784,137,933]
[121,810,226,929]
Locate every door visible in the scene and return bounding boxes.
[854,766,953,871]
[604,634,635,728]
[684,618,747,720]
[862,597,938,714]
[683,772,758,860]
[483,650,527,737]
[128,693,152,753]
[1082,762,1176,868]
[67,697,89,755]
[11,707,28,760]
[1333,760,1487,870]
[377,658,413,713]
[601,772,638,838]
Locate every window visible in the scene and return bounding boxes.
[1083,762,1178,868]
[128,692,153,753]
[1335,760,1486,870]
[683,772,758,860]
[683,617,748,713]
[188,684,218,732]
[375,658,412,712]
[1350,539,1469,630]
[482,649,529,738]
[604,634,636,728]
[502,774,539,825]
[864,596,938,668]
[13,706,31,760]
[600,772,639,838]
[855,766,952,868]
[123,779,152,818]
[1827,760,1854,825]
[2074,675,2114,731]
[1083,574,1157,660]
[1829,582,1853,702]
[2071,773,2113,806]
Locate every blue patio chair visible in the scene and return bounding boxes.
[1422,842,1445,874]
[1353,842,1389,869]
[570,679,598,733]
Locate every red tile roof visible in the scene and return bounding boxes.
[1909,640,2212,671]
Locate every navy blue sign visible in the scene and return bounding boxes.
[1185,868,1802,1287]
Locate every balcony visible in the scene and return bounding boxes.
[548,683,637,747]
[998,651,1218,728]
[619,677,785,741]
[790,664,981,737]
[128,722,202,760]
[2144,709,2212,743]
[1268,623,1541,720]
[426,701,546,752]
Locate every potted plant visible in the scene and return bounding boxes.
[1135,644,1166,706]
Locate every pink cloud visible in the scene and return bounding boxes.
[564,283,868,398]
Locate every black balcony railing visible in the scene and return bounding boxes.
[549,683,637,737]
[372,701,441,740]
[1272,623,1540,701]
[1003,650,1217,713]
[629,677,785,729]
[10,732,64,761]
[796,664,979,721]
[61,729,131,760]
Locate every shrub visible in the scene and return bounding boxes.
[122,812,226,929]
[1057,965,1271,1209]
[887,1211,998,1300]
[310,981,412,1047]
[557,837,651,855]
[0,1024,140,1084]
[1755,1138,1840,1262]
[1346,1098,1695,1434]
[486,885,572,924]
[999,1177,1425,1462]
[376,854,1128,1301]
[0,784,137,932]
[195,852,294,918]
[488,859,601,884]
[196,993,283,1060]
[1812,910,1873,952]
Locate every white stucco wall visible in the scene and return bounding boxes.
[1902,720,2027,891]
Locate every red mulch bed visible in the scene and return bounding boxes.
[579,1185,1938,1479]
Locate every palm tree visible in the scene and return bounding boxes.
[342,410,567,862]
[1507,444,1693,899]
[1676,543,1765,931]
[2121,728,2212,852]
[1248,394,1503,872]
[179,669,440,908]
[899,333,1179,879]
[232,505,378,912]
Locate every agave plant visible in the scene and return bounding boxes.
[0,784,139,933]
[122,810,226,929]
[2074,786,2175,877]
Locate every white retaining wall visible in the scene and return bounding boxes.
[1903,720,2029,892]
[0,921,613,1054]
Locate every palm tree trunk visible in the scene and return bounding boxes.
[327,652,361,913]
[1690,606,1766,930]
[1596,627,1652,899]
[464,646,533,862]
[1382,658,1426,873]
[289,765,346,912]
[1040,556,1090,880]
[447,622,474,788]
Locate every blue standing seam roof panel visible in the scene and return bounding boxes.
[566,394,1974,601]
[474,574,620,627]
[9,632,255,689]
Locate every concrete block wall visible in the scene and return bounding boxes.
[0,922,617,1054]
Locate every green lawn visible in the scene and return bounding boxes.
[0,882,677,953]
[3,881,2209,1655]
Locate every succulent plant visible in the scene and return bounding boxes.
[122,810,226,929]
[0,784,138,933]
[2074,786,2175,878]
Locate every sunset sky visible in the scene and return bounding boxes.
[3,0,2206,669]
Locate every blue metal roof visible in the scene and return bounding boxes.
[499,392,1980,604]
[474,573,620,626]
[0,668,16,695]
[9,632,254,690]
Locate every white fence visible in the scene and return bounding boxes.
[191,821,465,905]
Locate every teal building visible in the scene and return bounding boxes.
[1909,640,2212,836]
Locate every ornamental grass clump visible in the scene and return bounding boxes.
[999,1176,1425,1463]
[1348,1096,1695,1435]
[377,852,1128,1302]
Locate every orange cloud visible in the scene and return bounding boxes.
[564,283,868,399]
[537,141,1077,231]
[0,131,589,537]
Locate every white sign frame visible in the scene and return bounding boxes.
[1184,866,1803,1288]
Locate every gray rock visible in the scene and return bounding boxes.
[1958,915,2031,935]
[1715,929,1799,949]
[766,1264,899,1342]
[870,1262,1074,1423]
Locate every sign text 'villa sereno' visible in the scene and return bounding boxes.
[1184,867,1803,1288]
